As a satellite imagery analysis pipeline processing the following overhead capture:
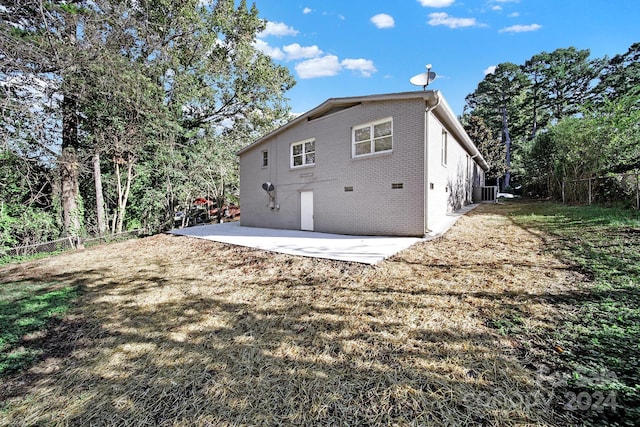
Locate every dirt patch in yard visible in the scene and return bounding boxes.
[0,204,584,426]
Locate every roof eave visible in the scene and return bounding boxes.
[236,91,437,156]
[237,90,490,172]
[431,92,490,172]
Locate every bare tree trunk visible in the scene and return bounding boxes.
[59,10,82,237]
[114,160,122,232]
[60,147,80,236]
[61,94,81,236]
[93,151,108,235]
[111,210,117,235]
[531,93,538,140]
[216,177,225,223]
[501,105,512,191]
[114,156,135,233]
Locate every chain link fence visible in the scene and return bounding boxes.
[562,173,640,208]
[4,229,145,258]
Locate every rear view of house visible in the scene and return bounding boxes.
[238,90,488,237]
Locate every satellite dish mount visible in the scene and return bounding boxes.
[410,64,437,91]
[262,182,277,210]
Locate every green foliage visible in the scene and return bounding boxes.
[510,202,640,425]
[465,44,635,200]
[0,204,18,249]
[465,62,528,134]
[523,93,640,200]
[462,115,506,181]
[595,42,640,103]
[0,207,59,250]
[58,3,85,14]
[2,0,295,242]
[0,149,58,251]
[0,282,78,377]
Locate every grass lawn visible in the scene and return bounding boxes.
[0,281,77,376]
[507,201,640,426]
[0,201,637,426]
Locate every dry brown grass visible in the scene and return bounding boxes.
[0,204,583,426]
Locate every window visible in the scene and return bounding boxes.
[261,150,269,167]
[391,183,403,189]
[352,118,393,157]
[290,139,315,168]
[441,130,448,166]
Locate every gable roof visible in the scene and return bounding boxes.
[238,90,489,171]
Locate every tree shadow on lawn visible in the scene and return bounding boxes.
[8,206,632,426]
[0,278,81,378]
[0,250,567,426]
[499,201,640,425]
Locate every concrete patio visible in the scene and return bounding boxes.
[169,204,477,264]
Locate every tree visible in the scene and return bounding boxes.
[1,1,99,237]
[0,148,58,251]
[524,93,640,202]
[534,47,603,121]
[522,53,552,139]
[595,94,640,174]
[90,0,294,232]
[594,42,640,102]
[465,62,529,190]
[135,0,294,229]
[461,115,505,183]
[2,0,296,243]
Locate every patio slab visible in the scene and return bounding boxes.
[169,204,477,264]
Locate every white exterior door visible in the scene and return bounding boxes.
[300,191,314,231]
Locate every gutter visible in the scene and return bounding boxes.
[424,91,441,235]
[428,94,490,172]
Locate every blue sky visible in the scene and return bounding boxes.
[251,0,639,116]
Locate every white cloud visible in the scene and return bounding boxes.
[294,56,377,79]
[491,5,502,11]
[509,12,520,17]
[257,21,299,38]
[295,55,343,79]
[484,65,497,75]
[283,43,323,60]
[499,23,542,33]
[417,0,455,7]
[371,13,395,29]
[427,12,480,28]
[341,58,377,77]
[303,7,312,14]
[253,39,285,60]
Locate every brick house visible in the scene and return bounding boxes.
[237,90,489,237]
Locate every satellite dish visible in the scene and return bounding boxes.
[262,182,275,192]
[410,64,437,90]
[262,182,276,209]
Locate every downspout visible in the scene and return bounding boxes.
[424,91,441,235]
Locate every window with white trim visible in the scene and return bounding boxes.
[352,118,393,157]
[261,150,269,167]
[290,139,315,168]
[441,130,448,166]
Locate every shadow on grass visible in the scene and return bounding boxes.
[503,200,640,426]
[3,207,635,426]
[0,243,563,426]
[0,280,78,377]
